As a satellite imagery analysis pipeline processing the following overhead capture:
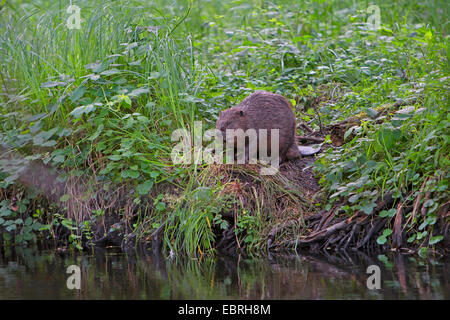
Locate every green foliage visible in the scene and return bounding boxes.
[315,84,448,250]
[235,209,262,252]
[0,196,43,245]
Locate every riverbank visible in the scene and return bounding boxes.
[1,128,448,257]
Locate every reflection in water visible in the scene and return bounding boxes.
[0,245,448,299]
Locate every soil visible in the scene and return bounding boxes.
[280,156,321,197]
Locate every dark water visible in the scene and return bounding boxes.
[0,245,448,299]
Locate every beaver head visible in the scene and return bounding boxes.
[216,107,249,141]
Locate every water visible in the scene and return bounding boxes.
[0,246,448,299]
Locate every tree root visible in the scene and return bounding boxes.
[273,193,398,252]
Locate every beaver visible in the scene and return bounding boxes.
[216,91,301,163]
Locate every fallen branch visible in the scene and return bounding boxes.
[285,218,349,248]
[356,218,386,249]
[297,135,324,143]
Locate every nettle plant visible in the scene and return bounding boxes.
[315,103,449,252]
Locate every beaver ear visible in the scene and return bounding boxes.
[239,110,244,116]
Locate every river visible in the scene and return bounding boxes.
[0,245,448,299]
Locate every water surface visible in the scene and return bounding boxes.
[0,246,448,299]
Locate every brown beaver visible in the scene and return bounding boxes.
[216,91,301,163]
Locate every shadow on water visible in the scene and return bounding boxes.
[0,244,448,299]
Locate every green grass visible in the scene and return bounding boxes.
[0,0,448,255]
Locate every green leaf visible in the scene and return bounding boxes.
[60,194,70,202]
[379,208,396,218]
[344,127,356,140]
[151,222,160,229]
[407,234,416,243]
[417,231,428,240]
[52,155,65,163]
[15,234,23,243]
[423,199,435,207]
[150,71,161,79]
[41,81,66,88]
[426,215,437,226]
[348,194,360,203]
[123,96,132,106]
[376,235,387,245]
[32,222,42,231]
[70,104,96,118]
[100,68,121,76]
[62,219,76,230]
[40,140,57,147]
[429,235,443,245]
[86,73,101,81]
[418,247,428,258]
[70,86,86,102]
[365,108,379,118]
[108,155,122,161]
[23,231,33,241]
[121,170,140,179]
[39,224,52,231]
[418,220,428,230]
[0,208,12,218]
[377,254,388,263]
[150,171,160,178]
[58,128,72,137]
[85,62,107,73]
[155,202,166,211]
[360,201,377,215]
[6,224,16,232]
[25,217,33,226]
[129,87,149,97]
[137,180,154,195]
